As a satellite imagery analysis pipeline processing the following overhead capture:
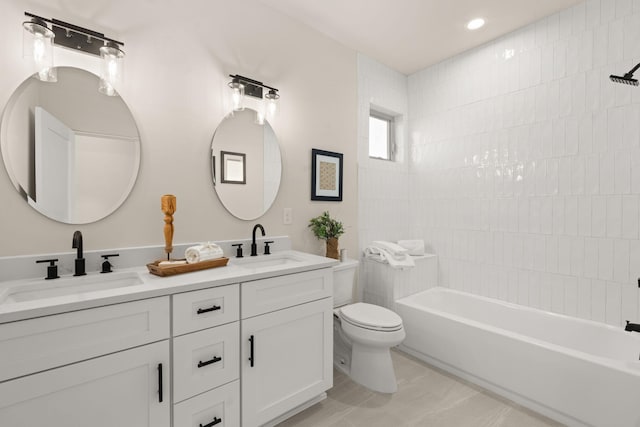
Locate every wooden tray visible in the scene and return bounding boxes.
[147,257,229,277]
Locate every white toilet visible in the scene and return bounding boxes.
[332,259,405,393]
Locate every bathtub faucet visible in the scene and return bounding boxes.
[625,321,640,333]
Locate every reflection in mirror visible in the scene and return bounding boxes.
[211,109,281,220]
[1,67,140,224]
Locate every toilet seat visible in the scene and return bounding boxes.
[339,302,403,332]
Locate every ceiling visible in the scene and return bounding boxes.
[259,0,583,75]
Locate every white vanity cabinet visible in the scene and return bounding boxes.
[0,297,171,427]
[240,268,333,427]
[172,284,241,427]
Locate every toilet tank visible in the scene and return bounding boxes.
[332,258,359,307]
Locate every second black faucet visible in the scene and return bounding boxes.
[72,230,86,276]
[251,224,265,257]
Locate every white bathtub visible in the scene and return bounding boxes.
[395,287,640,427]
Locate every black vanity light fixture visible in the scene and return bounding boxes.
[23,11,125,95]
[228,74,280,124]
[610,61,640,87]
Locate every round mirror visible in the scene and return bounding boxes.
[211,109,282,220]
[1,67,141,224]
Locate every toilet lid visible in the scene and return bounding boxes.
[340,303,403,331]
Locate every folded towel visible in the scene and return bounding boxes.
[364,241,415,269]
[371,241,409,260]
[185,242,224,264]
[397,239,425,256]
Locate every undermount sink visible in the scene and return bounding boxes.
[230,252,304,270]
[0,271,144,304]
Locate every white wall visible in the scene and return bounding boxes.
[409,0,640,326]
[0,0,358,258]
[357,54,410,250]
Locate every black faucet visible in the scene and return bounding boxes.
[625,321,640,333]
[251,224,265,256]
[72,230,86,276]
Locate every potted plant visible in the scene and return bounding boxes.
[308,211,344,259]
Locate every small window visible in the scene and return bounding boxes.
[369,110,394,160]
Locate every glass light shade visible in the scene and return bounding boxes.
[265,89,279,119]
[254,100,266,125]
[23,19,56,82]
[228,80,245,111]
[98,43,125,96]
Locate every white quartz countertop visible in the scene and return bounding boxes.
[0,250,338,324]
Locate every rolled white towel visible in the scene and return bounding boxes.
[185,242,224,264]
[397,239,425,256]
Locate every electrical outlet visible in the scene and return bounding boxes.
[283,208,293,225]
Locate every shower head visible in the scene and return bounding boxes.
[610,61,640,87]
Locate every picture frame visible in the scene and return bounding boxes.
[221,151,246,184]
[311,149,343,201]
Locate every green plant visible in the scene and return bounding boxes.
[308,211,344,241]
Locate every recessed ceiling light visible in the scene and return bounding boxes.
[466,18,485,30]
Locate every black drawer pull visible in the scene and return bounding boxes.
[157,363,163,403]
[197,305,221,314]
[249,335,255,367]
[200,417,221,427]
[197,355,222,368]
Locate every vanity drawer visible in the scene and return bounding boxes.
[0,296,169,382]
[173,379,240,427]
[173,284,239,336]
[173,321,239,403]
[241,268,332,319]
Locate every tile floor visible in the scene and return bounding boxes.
[278,349,564,427]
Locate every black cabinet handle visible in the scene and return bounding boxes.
[197,355,222,368]
[200,417,222,427]
[249,335,255,367]
[157,363,163,403]
[197,305,221,315]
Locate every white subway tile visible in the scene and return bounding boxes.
[606,195,623,238]
[565,115,580,156]
[559,236,572,275]
[593,25,609,68]
[572,156,586,195]
[530,197,541,233]
[579,113,593,154]
[585,155,600,194]
[577,278,592,320]
[608,19,625,64]
[552,197,565,234]
[592,279,607,322]
[623,104,640,148]
[541,197,554,234]
[614,239,630,283]
[622,195,639,239]
[551,274,565,313]
[540,273,553,311]
[528,271,541,308]
[606,281,622,325]
[578,196,592,236]
[601,0,617,24]
[547,158,559,195]
[599,152,615,194]
[598,238,615,281]
[518,269,530,306]
[571,237,586,276]
[546,236,559,273]
[566,196,579,236]
[534,235,546,271]
[592,195,607,237]
[586,0,601,29]
[585,237,600,278]
[615,150,631,194]
[559,157,572,196]
[631,150,640,194]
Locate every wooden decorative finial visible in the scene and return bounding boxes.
[161,194,176,260]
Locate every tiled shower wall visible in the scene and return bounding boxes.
[357,55,410,249]
[409,0,640,326]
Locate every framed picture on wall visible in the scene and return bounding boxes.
[311,149,343,201]
[221,151,246,184]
